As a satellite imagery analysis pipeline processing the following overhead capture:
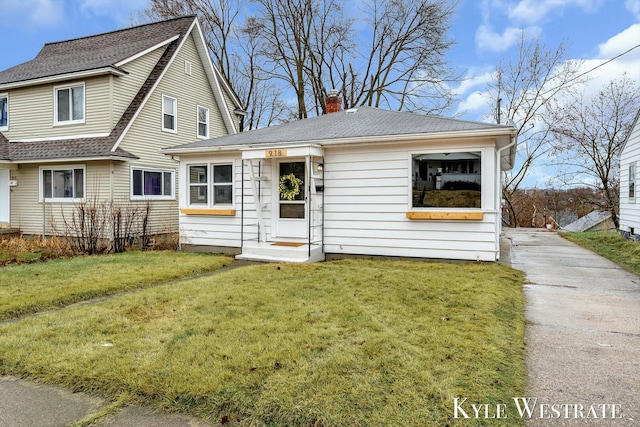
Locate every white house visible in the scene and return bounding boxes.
[620,110,640,240]
[164,101,517,262]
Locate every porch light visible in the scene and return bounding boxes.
[316,163,323,173]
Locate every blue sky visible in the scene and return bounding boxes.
[1,0,639,187]
[1,0,638,120]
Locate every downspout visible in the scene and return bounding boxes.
[495,133,517,260]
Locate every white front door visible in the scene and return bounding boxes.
[274,160,307,239]
[0,169,9,224]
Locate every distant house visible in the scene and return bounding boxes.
[561,211,615,233]
[164,98,517,262]
[620,110,640,240]
[0,16,243,239]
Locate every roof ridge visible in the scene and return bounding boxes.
[43,15,196,47]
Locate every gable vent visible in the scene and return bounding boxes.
[184,61,192,75]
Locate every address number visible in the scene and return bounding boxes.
[265,149,287,157]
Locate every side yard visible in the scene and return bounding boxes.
[561,231,640,275]
[0,255,527,426]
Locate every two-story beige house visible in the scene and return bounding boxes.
[0,15,243,241]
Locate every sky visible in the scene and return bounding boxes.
[1,0,639,187]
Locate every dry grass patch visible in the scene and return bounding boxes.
[0,251,233,320]
[0,260,526,426]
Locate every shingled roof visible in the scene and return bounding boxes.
[0,16,197,162]
[0,15,196,86]
[166,106,515,151]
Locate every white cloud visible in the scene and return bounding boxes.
[508,0,602,25]
[476,24,541,52]
[455,90,493,119]
[2,0,64,29]
[627,0,640,18]
[597,23,640,59]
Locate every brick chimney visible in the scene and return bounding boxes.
[325,89,341,113]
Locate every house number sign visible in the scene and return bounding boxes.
[265,149,288,157]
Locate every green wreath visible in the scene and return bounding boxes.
[279,173,303,200]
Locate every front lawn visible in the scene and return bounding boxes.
[0,251,233,320]
[561,231,640,275]
[0,259,526,426]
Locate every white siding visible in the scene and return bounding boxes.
[620,113,640,234]
[322,141,499,261]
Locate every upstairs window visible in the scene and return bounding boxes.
[0,93,7,130]
[629,164,636,202]
[412,151,482,208]
[162,95,177,132]
[197,106,209,138]
[41,166,85,201]
[54,84,84,124]
[131,167,174,199]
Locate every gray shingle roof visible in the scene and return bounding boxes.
[561,211,613,232]
[0,16,195,162]
[166,107,515,152]
[0,15,196,85]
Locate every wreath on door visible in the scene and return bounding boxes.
[279,173,303,200]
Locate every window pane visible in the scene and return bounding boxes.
[630,165,636,199]
[213,184,232,204]
[198,107,207,122]
[74,169,84,198]
[412,152,481,208]
[189,166,207,184]
[144,171,162,196]
[72,86,84,120]
[0,96,7,127]
[163,172,172,196]
[53,170,73,198]
[279,162,305,201]
[163,114,174,130]
[198,122,207,137]
[189,186,207,204]
[57,89,70,122]
[43,170,52,198]
[280,203,305,219]
[163,96,174,115]
[214,164,232,183]
[133,169,143,196]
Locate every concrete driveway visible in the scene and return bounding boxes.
[505,229,640,426]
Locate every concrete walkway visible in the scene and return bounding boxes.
[506,229,640,426]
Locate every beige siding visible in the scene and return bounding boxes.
[115,31,234,234]
[110,47,164,128]
[4,77,112,141]
[620,115,640,233]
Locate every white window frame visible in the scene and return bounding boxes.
[0,93,8,131]
[162,94,178,133]
[130,167,175,200]
[408,148,484,210]
[197,105,209,139]
[39,165,86,202]
[629,163,636,203]
[184,60,192,75]
[53,82,85,126]
[187,163,234,208]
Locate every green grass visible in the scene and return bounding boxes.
[0,251,233,320]
[0,259,526,426]
[561,231,640,275]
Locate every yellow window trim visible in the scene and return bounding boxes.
[180,208,236,216]
[406,211,484,220]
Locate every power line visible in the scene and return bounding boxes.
[571,43,640,83]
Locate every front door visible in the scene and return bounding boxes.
[275,160,307,239]
[0,169,9,224]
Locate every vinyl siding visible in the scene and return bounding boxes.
[115,31,231,234]
[322,142,499,261]
[620,115,640,233]
[177,138,502,261]
[3,76,112,140]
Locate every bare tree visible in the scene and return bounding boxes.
[488,34,584,227]
[547,75,640,228]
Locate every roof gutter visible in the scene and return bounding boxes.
[163,126,517,155]
[0,67,128,91]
